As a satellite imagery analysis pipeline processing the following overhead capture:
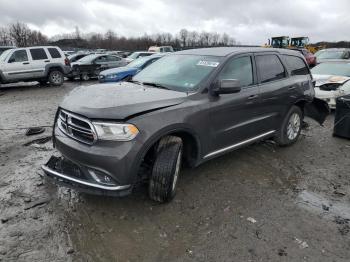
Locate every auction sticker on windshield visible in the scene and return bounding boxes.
[197,61,220,67]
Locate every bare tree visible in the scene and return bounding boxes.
[211,32,220,46]
[75,26,81,40]
[221,33,229,46]
[9,22,32,47]
[105,30,116,49]
[179,28,188,47]
[0,27,12,46]
[188,31,198,47]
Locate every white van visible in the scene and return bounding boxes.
[148,46,174,53]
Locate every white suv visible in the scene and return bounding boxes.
[0,46,71,86]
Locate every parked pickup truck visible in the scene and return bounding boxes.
[0,46,70,86]
[42,47,329,203]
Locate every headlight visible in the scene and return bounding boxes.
[106,74,118,79]
[92,122,139,141]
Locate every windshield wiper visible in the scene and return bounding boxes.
[127,79,142,85]
[142,82,170,90]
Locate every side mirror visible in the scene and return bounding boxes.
[211,79,242,96]
[213,79,241,95]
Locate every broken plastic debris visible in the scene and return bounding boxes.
[295,238,309,249]
[25,127,45,136]
[247,217,257,223]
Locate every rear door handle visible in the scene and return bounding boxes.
[248,94,259,100]
[23,62,29,65]
[288,86,296,90]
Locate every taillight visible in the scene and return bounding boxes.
[65,58,70,66]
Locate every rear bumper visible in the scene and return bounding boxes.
[42,156,132,196]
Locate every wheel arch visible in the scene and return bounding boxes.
[45,64,64,76]
[294,99,308,115]
[132,125,202,183]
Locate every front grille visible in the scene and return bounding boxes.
[57,109,96,144]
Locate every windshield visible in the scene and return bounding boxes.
[0,49,12,62]
[127,56,157,68]
[133,54,222,92]
[316,51,345,59]
[77,54,98,63]
[311,63,350,77]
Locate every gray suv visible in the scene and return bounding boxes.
[0,46,70,86]
[42,47,328,202]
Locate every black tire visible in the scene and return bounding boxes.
[275,106,303,146]
[80,73,90,81]
[148,136,183,203]
[48,70,64,86]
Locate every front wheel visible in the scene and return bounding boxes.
[80,73,90,81]
[275,106,303,146]
[48,70,64,86]
[148,136,183,203]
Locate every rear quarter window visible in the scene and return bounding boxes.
[256,54,286,83]
[30,48,48,60]
[282,55,309,76]
[48,48,62,59]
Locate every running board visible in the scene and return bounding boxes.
[203,130,276,159]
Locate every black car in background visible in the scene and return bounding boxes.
[43,47,329,203]
[67,54,128,81]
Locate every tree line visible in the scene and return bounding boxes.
[0,22,239,51]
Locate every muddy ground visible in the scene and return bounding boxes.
[0,81,349,262]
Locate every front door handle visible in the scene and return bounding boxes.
[288,86,296,90]
[248,94,259,100]
[44,60,50,63]
[23,62,29,65]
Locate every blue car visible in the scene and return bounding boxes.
[98,54,164,83]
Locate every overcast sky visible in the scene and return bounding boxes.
[0,0,349,44]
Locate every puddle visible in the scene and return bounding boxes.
[297,190,350,219]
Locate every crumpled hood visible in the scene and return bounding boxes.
[100,67,138,76]
[313,74,350,87]
[60,82,188,120]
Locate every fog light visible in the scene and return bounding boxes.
[88,170,117,186]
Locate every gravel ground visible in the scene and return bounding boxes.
[0,81,349,262]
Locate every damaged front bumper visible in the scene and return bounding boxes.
[42,156,132,196]
[315,89,343,110]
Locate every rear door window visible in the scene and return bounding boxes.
[8,50,28,63]
[256,54,286,83]
[95,56,108,63]
[217,56,254,87]
[48,48,61,59]
[30,48,48,60]
[282,55,309,76]
[107,56,121,61]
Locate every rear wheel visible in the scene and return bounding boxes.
[148,136,183,203]
[275,106,303,146]
[48,70,64,86]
